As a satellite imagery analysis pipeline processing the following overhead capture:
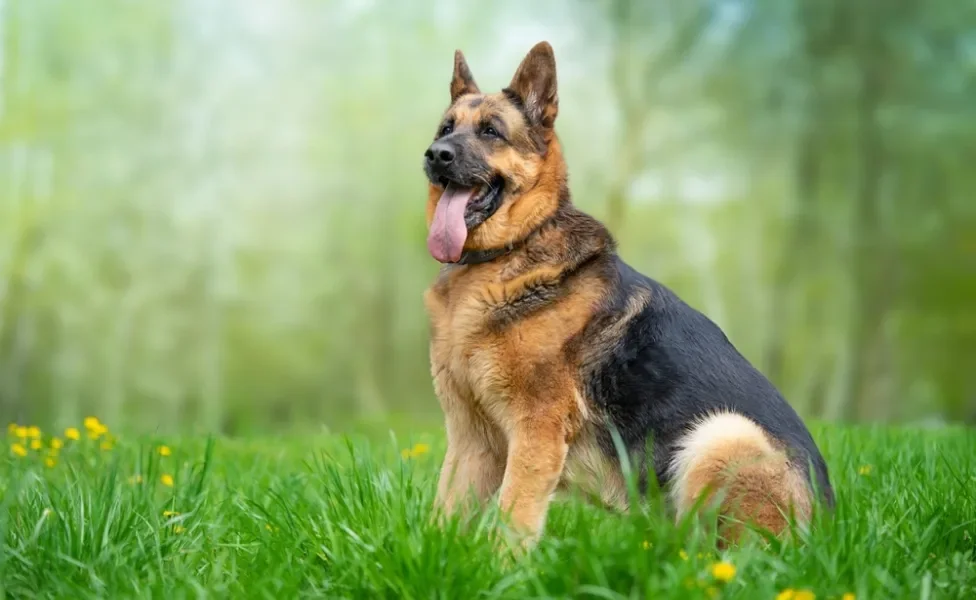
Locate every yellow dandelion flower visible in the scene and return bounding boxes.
[793,591,815,600]
[30,439,43,450]
[173,525,186,534]
[26,426,40,438]
[14,426,28,439]
[7,423,17,434]
[858,465,872,476]
[679,549,689,561]
[65,427,81,441]
[83,417,108,439]
[710,561,736,582]
[776,591,795,600]
[160,474,174,487]
[400,442,431,459]
[158,445,172,457]
[841,594,855,600]
[11,443,28,457]
[642,540,652,550]
[128,474,144,485]
[50,438,64,450]
[44,457,57,468]
[163,510,180,518]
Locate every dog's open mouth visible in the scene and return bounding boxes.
[427,176,504,264]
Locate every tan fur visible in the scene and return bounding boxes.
[425,95,563,253]
[432,372,507,518]
[428,43,654,547]
[423,97,616,541]
[669,412,813,544]
[427,43,818,551]
[450,50,480,102]
[577,286,651,377]
[560,423,629,511]
[470,141,563,250]
[426,246,606,543]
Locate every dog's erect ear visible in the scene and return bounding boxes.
[450,50,480,103]
[507,41,558,128]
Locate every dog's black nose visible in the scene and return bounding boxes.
[425,141,456,169]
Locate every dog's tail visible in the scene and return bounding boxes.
[668,411,813,544]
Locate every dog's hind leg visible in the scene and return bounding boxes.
[668,411,813,545]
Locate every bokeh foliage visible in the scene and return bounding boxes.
[1,0,973,433]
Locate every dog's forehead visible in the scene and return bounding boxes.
[448,93,524,126]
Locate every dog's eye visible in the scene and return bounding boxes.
[482,126,500,138]
[439,122,454,137]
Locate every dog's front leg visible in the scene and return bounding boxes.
[435,431,505,520]
[433,384,506,521]
[497,410,571,547]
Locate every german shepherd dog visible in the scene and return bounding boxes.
[422,42,833,547]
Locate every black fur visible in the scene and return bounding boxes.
[583,257,835,506]
[488,282,565,331]
[458,195,834,507]
[501,88,526,115]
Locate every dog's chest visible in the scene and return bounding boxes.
[423,265,601,412]
[423,278,509,404]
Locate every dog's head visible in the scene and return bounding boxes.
[423,42,565,264]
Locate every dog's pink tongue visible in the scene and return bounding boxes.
[427,183,475,263]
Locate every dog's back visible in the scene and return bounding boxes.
[581,257,834,536]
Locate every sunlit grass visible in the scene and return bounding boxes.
[1,422,974,598]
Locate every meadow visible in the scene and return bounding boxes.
[2,3,974,598]
[1,418,974,599]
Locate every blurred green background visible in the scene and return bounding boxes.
[0,0,973,435]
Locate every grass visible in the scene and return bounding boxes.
[1,419,974,599]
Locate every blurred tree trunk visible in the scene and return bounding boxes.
[601,0,710,237]
[0,198,44,424]
[0,263,27,421]
[765,0,840,412]
[845,4,891,421]
[355,202,397,418]
[605,111,645,235]
[766,90,822,387]
[355,283,392,418]
[766,120,822,392]
[604,0,643,236]
[372,243,396,413]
